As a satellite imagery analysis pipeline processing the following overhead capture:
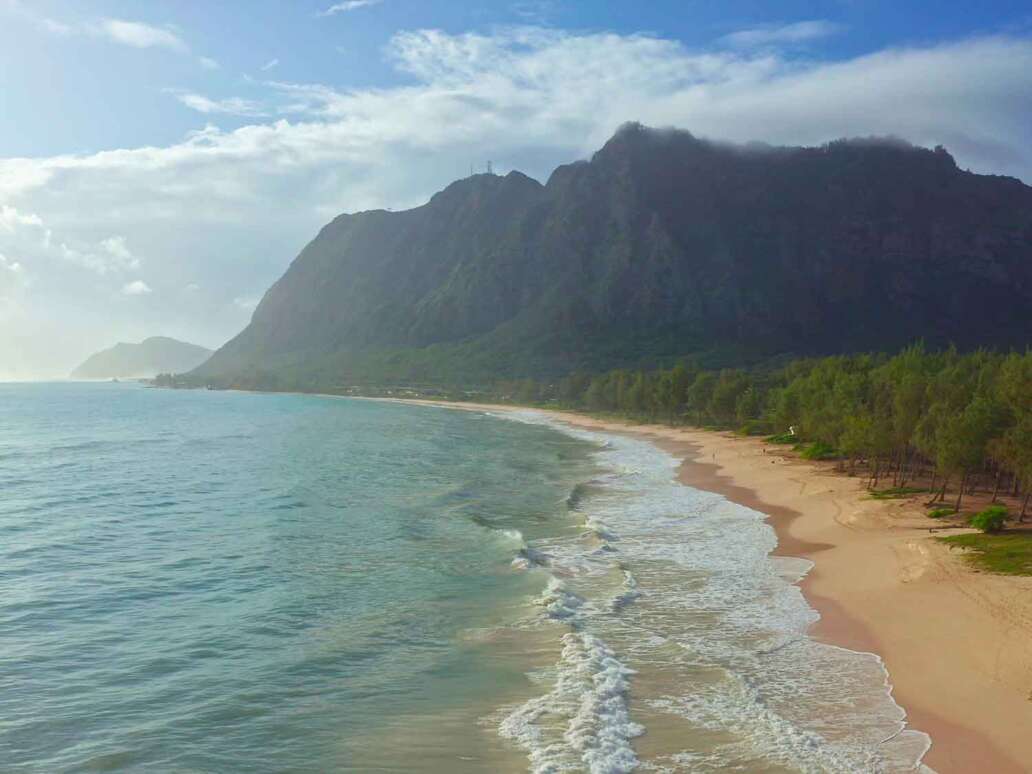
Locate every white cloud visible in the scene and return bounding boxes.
[58,244,115,274]
[0,201,141,279]
[39,16,73,36]
[5,31,1032,209]
[721,20,844,48]
[172,92,267,117]
[0,253,24,274]
[512,1,558,24]
[0,252,30,310]
[43,235,140,275]
[233,296,259,310]
[122,280,152,295]
[2,28,1032,376]
[318,0,382,17]
[2,1,73,35]
[4,4,192,55]
[100,235,138,266]
[0,204,43,231]
[97,19,187,51]
[199,56,220,70]
[260,57,279,71]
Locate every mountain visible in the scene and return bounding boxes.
[71,337,212,379]
[193,123,1032,389]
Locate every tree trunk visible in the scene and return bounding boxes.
[928,469,937,497]
[1021,492,1029,523]
[991,470,1002,503]
[954,470,967,513]
[1013,474,1021,497]
[926,475,948,507]
[870,458,881,490]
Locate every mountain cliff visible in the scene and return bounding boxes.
[193,124,1032,389]
[71,337,212,379]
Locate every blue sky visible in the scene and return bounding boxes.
[4,0,1031,157]
[2,0,1032,377]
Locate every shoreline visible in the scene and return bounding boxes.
[372,398,1032,773]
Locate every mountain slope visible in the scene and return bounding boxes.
[194,124,1032,388]
[71,337,212,379]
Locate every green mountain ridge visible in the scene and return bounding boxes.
[71,337,212,379]
[192,123,1032,389]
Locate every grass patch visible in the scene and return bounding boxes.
[799,442,838,460]
[927,507,956,519]
[766,431,798,444]
[868,486,928,500]
[939,532,1032,575]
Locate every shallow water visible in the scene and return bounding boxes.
[0,384,930,772]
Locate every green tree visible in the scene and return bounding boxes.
[935,397,1006,511]
[708,369,750,426]
[686,372,716,425]
[558,371,591,406]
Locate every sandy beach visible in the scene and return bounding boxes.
[387,399,1032,773]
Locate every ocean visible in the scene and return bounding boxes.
[0,382,929,772]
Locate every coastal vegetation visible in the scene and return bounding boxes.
[488,344,1032,525]
[940,532,1032,575]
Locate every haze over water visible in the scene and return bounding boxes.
[1,383,929,772]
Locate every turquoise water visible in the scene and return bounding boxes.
[1,383,932,773]
[0,383,594,772]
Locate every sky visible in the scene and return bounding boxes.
[2,0,1032,379]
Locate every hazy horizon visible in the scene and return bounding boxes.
[3,0,1032,379]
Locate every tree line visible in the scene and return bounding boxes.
[491,345,1032,519]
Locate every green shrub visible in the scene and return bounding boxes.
[738,419,771,436]
[928,507,956,519]
[800,442,838,460]
[869,486,928,500]
[970,505,1008,533]
[766,431,797,444]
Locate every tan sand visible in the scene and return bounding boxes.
[382,399,1032,773]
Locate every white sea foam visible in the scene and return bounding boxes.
[536,577,586,621]
[500,528,526,544]
[499,632,643,774]
[584,517,617,542]
[493,409,932,773]
[610,570,640,611]
[481,525,554,571]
